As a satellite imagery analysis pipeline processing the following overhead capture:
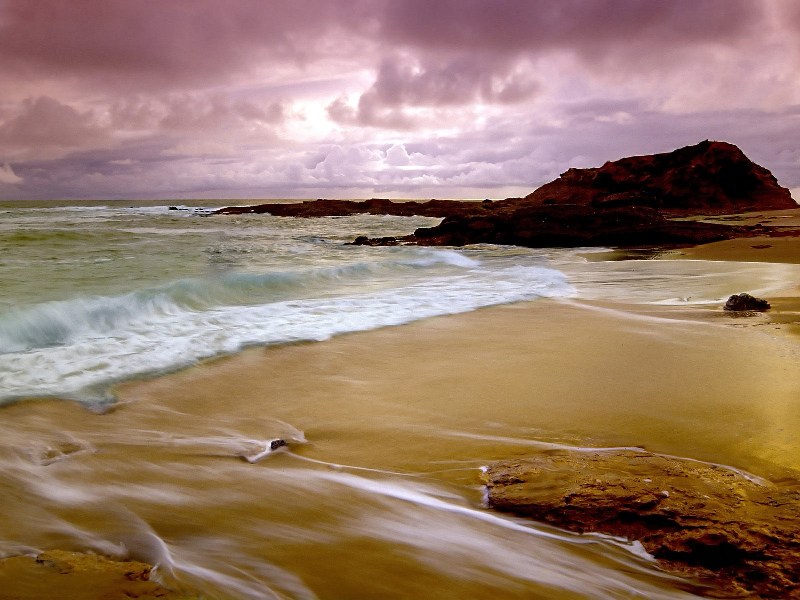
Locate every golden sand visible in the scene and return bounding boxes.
[115,295,800,480]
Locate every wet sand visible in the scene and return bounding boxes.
[115,292,800,480]
[677,212,800,336]
[2,227,799,599]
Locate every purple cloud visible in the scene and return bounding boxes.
[0,0,797,200]
[0,96,108,154]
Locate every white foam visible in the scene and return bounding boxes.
[0,257,574,404]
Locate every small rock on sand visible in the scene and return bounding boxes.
[724,293,771,312]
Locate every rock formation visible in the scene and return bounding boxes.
[386,141,796,248]
[214,197,483,218]
[724,293,771,312]
[366,204,742,248]
[483,450,800,598]
[216,141,797,249]
[0,550,197,600]
[522,140,795,215]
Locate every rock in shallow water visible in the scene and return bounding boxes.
[0,550,197,599]
[483,449,800,598]
[724,293,771,312]
[270,438,287,451]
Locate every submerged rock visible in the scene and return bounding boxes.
[483,449,800,598]
[724,293,771,312]
[0,550,197,599]
[351,235,400,246]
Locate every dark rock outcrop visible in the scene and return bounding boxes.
[358,142,795,248]
[214,197,490,218]
[724,293,771,312]
[216,141,797,249]
[395,141,795,248]
[483,450,800,598]
[393,205,741,248]
[522,140,796,215]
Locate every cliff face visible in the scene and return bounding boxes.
[523,140,796,215]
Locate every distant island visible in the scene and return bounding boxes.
[216,141,798,248]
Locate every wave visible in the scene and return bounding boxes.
[9,203,216,221]
[0,251,479,353]
[0,250,573,405]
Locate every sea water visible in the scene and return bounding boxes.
[2,200,795,407]
[0,201,581,405]
[1,199,799,599]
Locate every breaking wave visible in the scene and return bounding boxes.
[0,249,574,405]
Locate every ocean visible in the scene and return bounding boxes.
[2,199,793,408]
[0,199,580,406]
[1,199,798,599]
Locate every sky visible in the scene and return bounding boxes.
[1,0,799,201]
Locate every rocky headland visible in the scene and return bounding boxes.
[216,140,798,248]
[483,450,800,598]
[520,139,794,214]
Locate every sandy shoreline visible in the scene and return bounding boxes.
[3,226,799,599]
[676,216,800,337]
[116,289,800,480]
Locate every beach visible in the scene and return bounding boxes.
[6,1,800,596]
[1,203,799,598]
[116,285,800,480]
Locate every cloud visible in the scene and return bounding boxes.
[380,0,764,57]
[0,163,22,185]
[0,96,109,158]
[0,0,369,90]
[338,54,540,129]
[107,94,286,136]
[364,55,539,107]
[385,144,410,166]
[157,95,285,133]
[0,0,766,96]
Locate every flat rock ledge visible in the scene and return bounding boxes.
[482,450,800,598]
[0,550,197,600]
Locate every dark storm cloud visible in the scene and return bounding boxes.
[365,55,539,107]
[334,54,540,128]
[0,0,374,88]
[337,0,773,128]
[380,0,762,54]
